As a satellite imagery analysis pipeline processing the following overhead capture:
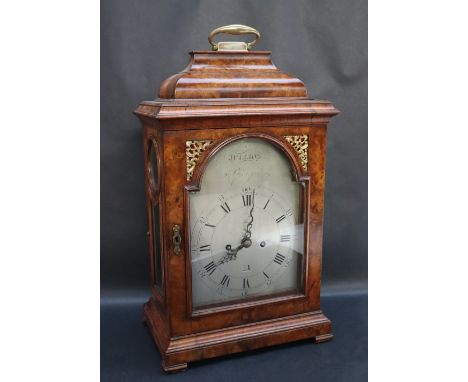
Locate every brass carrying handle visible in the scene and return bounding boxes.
[208,24,260,51]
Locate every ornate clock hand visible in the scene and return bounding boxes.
[217,236,251,266]
[243,189,255,242]
[212,243,242,267]
[214,243,242,267]
[225,242,246,256]
[217,190,256,266]
[215,253,236,266]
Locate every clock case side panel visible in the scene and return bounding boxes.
[141,119,171,312]
[305,125,328,309]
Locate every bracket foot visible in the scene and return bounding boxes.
[162,361,188,373]
[314,333,333,343]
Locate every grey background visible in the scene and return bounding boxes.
[101,0,367,297]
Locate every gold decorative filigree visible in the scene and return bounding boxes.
[186,140,213,181]
[283,135,308,171]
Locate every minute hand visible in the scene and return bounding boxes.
[244,191,255,239]
[221,192,255,261]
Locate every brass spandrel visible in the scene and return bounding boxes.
[283,135,308,171]
[186,140,213,181]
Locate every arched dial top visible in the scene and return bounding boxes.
[186,134,309,182]
[189,137,306,309]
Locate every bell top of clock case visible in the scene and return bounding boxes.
[158,24,308,99]
[158,50,308,99]
[135,25,339,125]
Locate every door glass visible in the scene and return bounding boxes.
[149,143,159,192]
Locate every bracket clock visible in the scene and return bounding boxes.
[134,25,339,372]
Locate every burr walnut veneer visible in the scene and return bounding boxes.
[134,48,339,372]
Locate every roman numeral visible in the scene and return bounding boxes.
[242,194,252,207]
[243,278,250,289]
[204,223,216,228]
[199,244,211,252]
[220,275,230,287]
[204,261,216,275]
[263,271,270,279]
[275,214,286,223]
[276,209,292,223]
[263,199,270,210]
[280,235,291,242]
[273,253,286,265]
[220,201,231,214]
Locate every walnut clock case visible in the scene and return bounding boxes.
[134,25,339,372]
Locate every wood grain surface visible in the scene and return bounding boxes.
[134,49,339,372]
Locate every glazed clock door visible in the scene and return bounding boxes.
[189,137,305,310]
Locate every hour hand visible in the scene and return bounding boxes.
[214,249,237,266]
[226,236,252,255]
[225,243,243,256]
[216,242,244,265]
